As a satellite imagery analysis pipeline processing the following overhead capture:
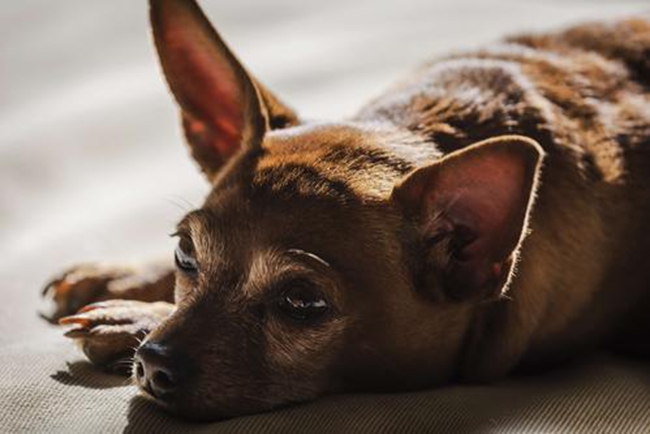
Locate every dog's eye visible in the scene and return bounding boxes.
[174,238,198,275]
[277,283,329,323]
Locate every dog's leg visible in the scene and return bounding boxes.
[59,300,175,374]
[42,262,176,374]
[42,261,175,322]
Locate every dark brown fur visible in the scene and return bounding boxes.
[45,1,650,421]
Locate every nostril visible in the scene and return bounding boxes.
[135,341,189,398]
[135,361,145,379]
[152,369,175,391]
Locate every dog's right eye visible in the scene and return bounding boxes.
[277,282,330,324]
[174,238,198,275]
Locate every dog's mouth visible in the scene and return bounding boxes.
[133,386,226,422]
[137,385,170,407]
[129,359,223,421]
[131,370,179,417]
[129,368,277,421]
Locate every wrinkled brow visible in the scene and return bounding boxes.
[286,249,331,270]
[174,209,226,259]
[176,209,213,236]
[243,249,333,298]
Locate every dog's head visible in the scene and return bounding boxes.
[135,0,543,420]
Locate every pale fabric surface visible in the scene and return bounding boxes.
[1,0,649,432]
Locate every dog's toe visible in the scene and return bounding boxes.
[42,265,133,322]
[59,300,174,370]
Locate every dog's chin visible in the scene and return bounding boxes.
[135,389,201,421]
[134,387,253,422]
[132,370,306,422]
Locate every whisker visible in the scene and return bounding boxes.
[164,196,196,214]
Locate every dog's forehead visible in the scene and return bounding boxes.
[263,121,379,149]
[260,121,430,160]
[188,188,351,262]
[188,120,425,275]
[205,121,438,209]
[252,121,433,201]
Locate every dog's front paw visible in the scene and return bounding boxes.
[42,264,136,321]
[59,300,174,373]
[42,263,175,322]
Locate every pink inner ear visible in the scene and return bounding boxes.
[428,151,531,262]
[178,46,243,135]
[155,2,250,159]
[183,117,239,162]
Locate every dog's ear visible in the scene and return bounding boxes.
[150,0,299,180]
[392,135,543,300]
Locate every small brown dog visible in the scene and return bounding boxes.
[43,0,650,421]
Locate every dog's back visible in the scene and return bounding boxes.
[356,17,650,378]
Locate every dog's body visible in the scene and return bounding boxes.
[360,18,650,379]
[44,0,650,421]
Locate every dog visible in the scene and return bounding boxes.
[42,0,650,421]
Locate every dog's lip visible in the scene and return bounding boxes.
[140,381,154,397]
[133,370,168,405]
[137,384,174,410]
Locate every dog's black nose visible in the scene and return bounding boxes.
[134,341,188,399]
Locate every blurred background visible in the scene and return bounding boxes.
[0,0,646,335]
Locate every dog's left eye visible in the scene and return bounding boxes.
[174,238,198,275]
[277,283,330,323]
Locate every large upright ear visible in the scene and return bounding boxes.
[150,0,299,180]
[392,135,544,301]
